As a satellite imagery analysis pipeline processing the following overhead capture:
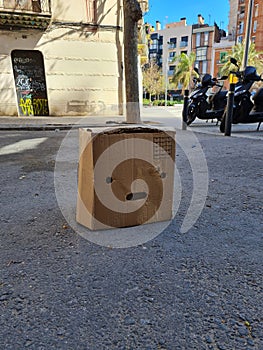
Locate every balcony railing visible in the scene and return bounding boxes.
[180,41,188,47]
[168,43,176,49]
[0,0,51,30]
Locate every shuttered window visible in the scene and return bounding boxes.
[86,0,97,23]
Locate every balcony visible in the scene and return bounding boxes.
[0,0,51,30]
[168,43,176,50]
[180,41,188,48]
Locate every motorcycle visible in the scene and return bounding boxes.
[187,70,228,126]
[219,58,263,133]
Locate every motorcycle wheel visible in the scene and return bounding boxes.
[187,103,197,126]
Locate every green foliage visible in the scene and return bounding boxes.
[171,52,198,92]
[142,99,183,106]
[221,43,263,76]
[142,62,163,97]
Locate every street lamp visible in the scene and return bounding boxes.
[242,0,254,70]
[165,41,170,107]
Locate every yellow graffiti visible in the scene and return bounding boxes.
[19,98,34,116]
[33,99,49,116]
[19,98,49,116]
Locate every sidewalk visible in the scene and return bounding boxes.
[1,105,263,140]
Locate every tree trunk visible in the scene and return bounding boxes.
[123,0,142,123]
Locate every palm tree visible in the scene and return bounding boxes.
[171,52,199,93]
[220,43,263,77]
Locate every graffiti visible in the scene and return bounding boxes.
[33,98,49,115]
[19,98,49,116]
[32,80,46,92]
[13,57,33,64]
[11,50,49,116]
[16,75,32,92]
[19,98,34,116]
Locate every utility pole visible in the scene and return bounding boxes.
[242,0,254,70]
[225,0,254,136]
[165,42,169,107]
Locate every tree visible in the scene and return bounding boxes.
[171,52,198,93]
[123,0,142,123]
[220,43,263,77]
[142,62,163,102]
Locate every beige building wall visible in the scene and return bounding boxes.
[0,0,124,116]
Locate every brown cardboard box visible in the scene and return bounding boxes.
[76,126,176,230]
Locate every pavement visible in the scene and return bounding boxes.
[1,105,263,349]
[1,105,263,140]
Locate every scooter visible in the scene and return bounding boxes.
[219,58,263,133]
[187,71,228,126]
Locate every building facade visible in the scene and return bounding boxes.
[234,0,263,50]
[213,0,263,79]
[149,15,222,80]
[192,15,221,75]
[0,0,148,117]
[149,18,192,79]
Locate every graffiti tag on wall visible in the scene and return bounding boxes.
[19,98,49,116]
[11,50,49,116]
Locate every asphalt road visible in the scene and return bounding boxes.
[0,129,262,350]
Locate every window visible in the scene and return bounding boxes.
[169,52,176,62]
[86,0,97,23]
[203,32,209,46]
[202,61,207,74]
[237,36,243,43]
[151,39,158,50]
[196,33,201,47]
[220,52,228,63]
[150,53,157,61]
[180,36,188,47]
[168,38,177,49]
[255,4,259,17]
[168,65,175,76]
[251,36,256,43]
[239,5,245,18]
[253,20,257,33]
[238,21,244,34]
[196,47,207,61]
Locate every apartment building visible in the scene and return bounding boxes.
[149,15,222,81]
[149,18,192,78]
[192,15,221,75]
[0,0,149,117]
[234,0,263,50]
[213,0,263,79]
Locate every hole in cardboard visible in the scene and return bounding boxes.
[106,177,113,184]
[126,192,147,201]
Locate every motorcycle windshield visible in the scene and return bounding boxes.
[190,87,208,98]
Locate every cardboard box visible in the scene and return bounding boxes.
[76,126,176,230]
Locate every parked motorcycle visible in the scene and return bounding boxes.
[187,71,228,126]
[219,58,263,133]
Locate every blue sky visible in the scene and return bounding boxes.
[144,0,230,31]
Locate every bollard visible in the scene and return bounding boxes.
[224,83,235,136]
[182,89,189,130]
